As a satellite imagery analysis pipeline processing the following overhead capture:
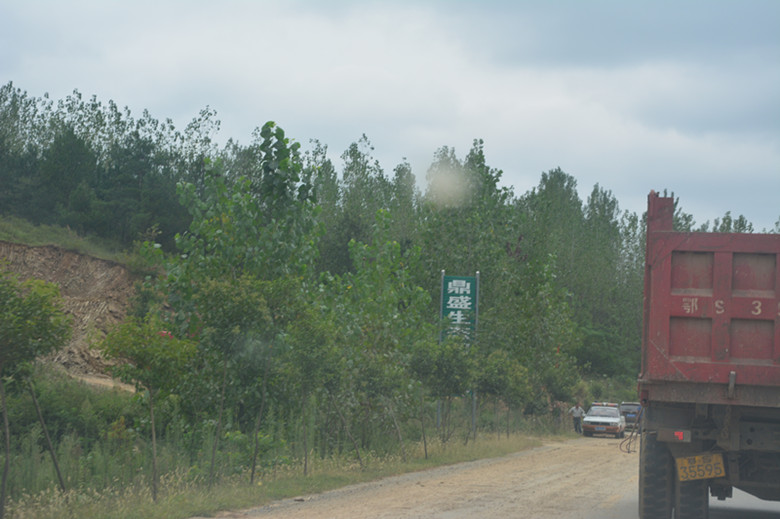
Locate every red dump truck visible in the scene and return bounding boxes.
[638,192,780,518]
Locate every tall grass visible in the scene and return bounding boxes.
[0,216,127,262]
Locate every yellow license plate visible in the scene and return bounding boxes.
[675,453,726,482]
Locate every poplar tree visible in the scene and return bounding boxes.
[0,269,70,519]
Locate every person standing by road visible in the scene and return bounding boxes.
[568,403,585,434]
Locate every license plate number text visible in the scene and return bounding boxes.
[676,453,725,482]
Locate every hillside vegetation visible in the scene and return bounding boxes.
[0,82,763,517]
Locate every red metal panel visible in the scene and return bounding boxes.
[641,192,780,398]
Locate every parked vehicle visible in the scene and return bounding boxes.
[619,401,641,431]
[582,403,625,438]
[638,192,780,519]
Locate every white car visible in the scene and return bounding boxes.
[582,404,626,438]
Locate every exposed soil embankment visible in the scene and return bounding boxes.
[0,240,135,376]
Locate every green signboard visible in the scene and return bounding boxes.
[440,273,478,342]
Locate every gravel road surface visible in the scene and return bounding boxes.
[190,436,780,518]
[191,436,640,519]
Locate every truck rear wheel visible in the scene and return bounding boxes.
[674,478,709,519]
[639,431,673,519]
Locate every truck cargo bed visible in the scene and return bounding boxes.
[640,193,780,407]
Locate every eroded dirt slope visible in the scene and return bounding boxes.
[0,240,135,376]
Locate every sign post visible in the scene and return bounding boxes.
[440,270,480,440]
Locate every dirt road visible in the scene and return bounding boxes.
[193,436,641,519]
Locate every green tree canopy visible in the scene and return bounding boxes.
[0,268,71,518]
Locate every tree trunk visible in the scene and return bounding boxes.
[383,397,406,462]
[302,391,309,476]
[0,375,10,519]
[149,387,159,501]
[471,389,478,443]
[495,397,501,440]
[506,404,511,438]
[250,357,269,484]
[26,378,66,493]
[440,397,454,443]
[419,390,428,460]
[209,360,228,486]
[463,391,477,446]
[327,391,363,468]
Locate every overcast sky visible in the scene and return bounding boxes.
[2,0,779,230]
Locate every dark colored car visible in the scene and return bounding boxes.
[619,402,641,431]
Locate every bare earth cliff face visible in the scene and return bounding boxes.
[0,240,134,377]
